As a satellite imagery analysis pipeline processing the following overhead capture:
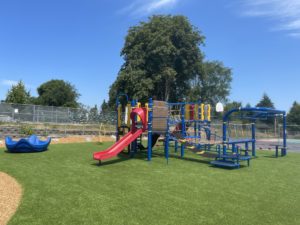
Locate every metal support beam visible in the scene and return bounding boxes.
[147,98,153,161]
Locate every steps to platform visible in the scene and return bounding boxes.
[217,155,251,160]
[215,155,251,167]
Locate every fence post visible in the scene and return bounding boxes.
[251,122,256,157]
[283,113,287,156]
[33,105,35,122]
[45,123,48,137]
[52,106,54,123]
[180,103,185,158]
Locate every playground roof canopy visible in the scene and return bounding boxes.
[223,107,286,122]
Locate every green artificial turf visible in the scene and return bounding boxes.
[0,142,300,225]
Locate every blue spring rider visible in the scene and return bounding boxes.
[5,135,51,153]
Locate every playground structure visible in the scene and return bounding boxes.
[93,95,287,168]
[210,107,287,167]
[93,96,214,163]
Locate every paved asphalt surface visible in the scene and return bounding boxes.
[256,139,300,153]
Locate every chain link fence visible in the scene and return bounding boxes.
[0,102,117,139]
[0,102,116,124]
[0,122,116,139]
[1,102,300,151]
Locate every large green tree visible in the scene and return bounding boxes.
[287,101,300,125]
[188,61,232,104]
[256,93,275,124]
[36,80,80,107]
[108,15,232,106]
[256,93,274,108]
[89,105,99,122]
[225,101,242,112]
[109,15,231,106]
[100,100,110,113]
[5,80,31,104]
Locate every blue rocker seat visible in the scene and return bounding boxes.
[5,135,51,153]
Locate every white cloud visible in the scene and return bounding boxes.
[1,79,18,86]
[238,0,300,38]
[147,0,178,12]
[288,32,300,37]
[119,0,179,17]
[284,19,300,30]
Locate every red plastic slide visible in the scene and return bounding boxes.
[93,128,143,161]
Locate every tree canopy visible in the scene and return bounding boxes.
[287,101,300,125]
[224,101,242,112]
[256,93,275,124]
[100,100,110,113]
[5,80,31,104]
[256,93,274,108]
[36,80,80,107]
[108,15,232,106]
[88,105,99,122]
[188,61,232,103]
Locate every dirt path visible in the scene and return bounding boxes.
[0,172,22,225]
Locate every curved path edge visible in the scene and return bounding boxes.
[0,172,22,225]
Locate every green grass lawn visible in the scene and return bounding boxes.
[1,142,300,225]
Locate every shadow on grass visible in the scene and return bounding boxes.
[263,155,278,158]
[209,163,250,170]
[91,147,250,169]
[94,142,104,146]
[129,146,221,165]
[153,150,252,169]
[91,155,130,167]
[151,151,213,165]
[4,149,49,154]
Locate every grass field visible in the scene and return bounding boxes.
[0,142,300,225]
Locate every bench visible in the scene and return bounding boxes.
[269,144,287,157]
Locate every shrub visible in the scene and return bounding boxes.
[20,124,34,136]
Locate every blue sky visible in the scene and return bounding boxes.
[0,0,299,111]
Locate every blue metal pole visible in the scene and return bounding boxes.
[147,98,153,161]
[217,144,221,157]
[222,121,227,156]
[207,121,211,151]
[197,100,201,140]
[232,143,235,153]
[115,93,129,142]
[130,100,136,156]
[165,127,170,164]
[251,122,256,157]
[175,140,178,153]
[207,121,211,141]
[283,113,287,156]
[134,99,139,154]
[164,104,170,163]
[180,103,186,158]
[193,105,197,147]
